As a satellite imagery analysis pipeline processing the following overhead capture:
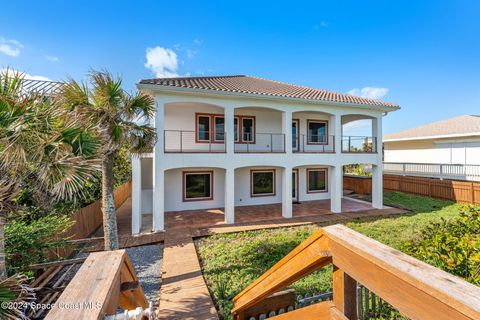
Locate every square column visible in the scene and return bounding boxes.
[153,98,165,232]
[331,113,342,154]
[282,110,293,154]
[330,165,343,213]
[372,164,383,209]
[131,156,142,234]
[225,107,235,155]
[282,166,293,218]
[224,168,235,224]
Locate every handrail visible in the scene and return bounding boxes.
[232,224,480,320]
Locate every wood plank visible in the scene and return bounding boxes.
[332,266,356,319]
[243,289,296,320]
[45,250,126,320]
[270,301,334,320]
[232,228,331,314]
[324,224,480,320]
[29,257,87,270]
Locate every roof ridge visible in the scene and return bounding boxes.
[142,75,245,82]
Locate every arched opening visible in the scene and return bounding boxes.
[342,163,383,209]
[341,114,378,153]
[234,106,285,153]
[164,102,226,153]
[292,111,335,153]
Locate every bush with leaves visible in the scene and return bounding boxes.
[4,213,74,275]
[403,205,480,285]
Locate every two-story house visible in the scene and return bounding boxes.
[131,75,399,234]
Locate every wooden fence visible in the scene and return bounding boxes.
[53,181,132,258]
[344,174,480,205]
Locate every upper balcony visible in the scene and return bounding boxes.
[160,102,380,155]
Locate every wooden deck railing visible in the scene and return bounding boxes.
[232,224,480,320]
[45,250,149,320]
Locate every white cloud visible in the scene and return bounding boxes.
[0,37,24,57]
[1,68,52,81]
[144,46,179,78]
[193,39,203,45]
[44,54,59,62]
[348,87,389,100]
[314,21,329,29]
[186,49,198,59]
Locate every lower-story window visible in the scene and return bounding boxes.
[251,169,276,197]
[183,171,213,201]
[307,168,327,193]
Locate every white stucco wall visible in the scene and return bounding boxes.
[384,137,480,165]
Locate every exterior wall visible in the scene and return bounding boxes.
[141,165,332,212]
[384,138,480,165]
[131,88,389,232]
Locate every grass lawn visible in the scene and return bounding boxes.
[195,192,464,319]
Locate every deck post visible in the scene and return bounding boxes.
[225,167,235,224]
[131,156,142,234]
[282,166,293,218]
[333,265,358,320]
[225,106,234,155]
[282,110,292,154]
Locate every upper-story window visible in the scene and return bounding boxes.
[196,113,225,143]
[196,113,255,143]
[241,116,255,143]
[214,116,224,142]
[196,114,211,142]
[307,120,328,144]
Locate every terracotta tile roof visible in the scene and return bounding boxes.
[138,75,399,108]
[384,115,480,141]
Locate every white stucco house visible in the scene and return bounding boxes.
[384,115,480,165]
[383,115,480,181]
[131,75,399,234]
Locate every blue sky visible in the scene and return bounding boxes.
[1,0,479,135]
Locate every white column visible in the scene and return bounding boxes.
[131,156,142,234]
[225,106,235,155]
[372,115,383,209]
[330,165,343,213]
[152,98,165,232]
[282,110,293,154]
[224,167,235,224]
[372,164,383,209]
[282,166,293,218]
[331,113,342,154]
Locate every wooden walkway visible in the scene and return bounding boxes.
[156,200,408,320]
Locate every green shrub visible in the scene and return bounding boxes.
[4,214,74,275]
[403,205,480,285]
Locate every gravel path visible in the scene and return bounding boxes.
[125,243,163,303]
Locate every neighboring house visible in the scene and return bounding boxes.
[384,115,480,165]
[131,75,399,233]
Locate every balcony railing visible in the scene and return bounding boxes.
[384,162,480,182]
[293,134,335,153]
[234,133,285,153]
[342,136,377,153]
[164,130,226,153]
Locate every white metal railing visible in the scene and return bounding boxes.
[383,162,480,182]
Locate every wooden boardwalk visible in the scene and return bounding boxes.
[155,199,407,320]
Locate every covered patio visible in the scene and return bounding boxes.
[117,197,399,236]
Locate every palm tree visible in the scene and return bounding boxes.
[57,71,156,250]
[0,69,100,316]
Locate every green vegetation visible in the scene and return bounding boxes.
[196,192,466,319]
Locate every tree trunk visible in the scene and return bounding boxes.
[102,152,119,250]
[0,214,6,278]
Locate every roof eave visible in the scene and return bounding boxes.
[384,132,480,142]
[136,83,400,112]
